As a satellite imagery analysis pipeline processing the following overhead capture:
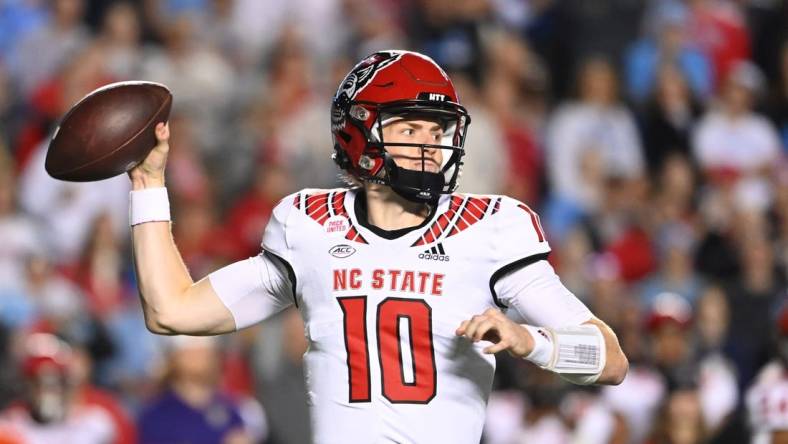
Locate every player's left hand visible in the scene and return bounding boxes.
[455,308,535,357]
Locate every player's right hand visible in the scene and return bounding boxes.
[456,308,536,357]
[128,122,169,189]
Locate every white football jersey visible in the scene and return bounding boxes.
[746,361,788,444]
[210,187,593,444]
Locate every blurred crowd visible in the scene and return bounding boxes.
[0,0,787,443]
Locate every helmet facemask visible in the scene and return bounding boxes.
[350,100,470,203]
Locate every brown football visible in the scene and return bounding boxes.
[45,81,172,182]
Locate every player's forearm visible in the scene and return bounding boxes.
[511,318,627,385]
[132,220,194,334]
[584,318,628,385]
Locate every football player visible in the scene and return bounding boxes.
[128,50,628,443]
[746,303,788,444]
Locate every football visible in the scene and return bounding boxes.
[45,81,172,182]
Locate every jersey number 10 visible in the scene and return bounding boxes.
[338,296,437,404]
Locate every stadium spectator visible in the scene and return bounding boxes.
[0,0,47,61]
[13,43,112,172]
[447,69,507,195]
[0,66,11,152]
[647,156,698,261]
[138,8,235,155]
[93,2,143,81]
[565,389,630,444]
[0,334,116,444]
[693,293,739,435]
[103,298,165,411]
[766,40,788,153]
[5,254,81,331]
[725,230,786,390]
[692,61,781,202]
[160,113,212,203]
[639,64,703,178]
[6,0,89,96]
[685,0,750,89]
[171,197,231,278]
[639,223,704,309]
[551,227,594,299]
[405,0,488,85]
[137,336,255,444]
[0,155,45,295]
[223,164,291,260]
[250,32,337,189]
[538,0,643,99]
[645,292,738,434]
[545,57,644,236]
[646,387,706,444]
[746,304,788,444]
[17,138,129,264]
[62,213,128,320]
[776,169,788,280]
[483,31,546,203]
[69,341,137,444]
[625,2,712,103]
[694,286,730,357]
[251,308,310,444]
[341,0,404,61]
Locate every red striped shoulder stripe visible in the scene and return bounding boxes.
[345,224,368,244]
[295,190,368,244]
[492,197,502,214]
[445,196,489,237]
[332,191,347,216]
[306,193,331,224]
[464,197,490,221]
[412,195,464,247]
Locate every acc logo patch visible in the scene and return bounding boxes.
[324,215,349,235]
[329,244,356,258]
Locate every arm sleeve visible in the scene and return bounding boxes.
[494,259,592,329]
[208,253,294,329]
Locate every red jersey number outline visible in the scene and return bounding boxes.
[338,296,437,404]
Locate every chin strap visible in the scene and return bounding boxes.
[383,155,444,203]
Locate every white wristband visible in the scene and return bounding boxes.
[522,325,555,368]
[129,187,171,226]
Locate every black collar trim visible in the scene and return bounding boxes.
[354,192,436,240]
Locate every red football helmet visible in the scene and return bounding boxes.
[21,333,72,378]
[331,50,471,202]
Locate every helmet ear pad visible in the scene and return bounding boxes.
[332,143,352,170]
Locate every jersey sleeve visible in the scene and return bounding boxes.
[487,197,552,307]
[485,196,552,308]
[493,259,592,328]
[208,194,300,329]
[208,253,294,329]
[491,196,551,263]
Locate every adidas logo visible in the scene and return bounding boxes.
[418,243,450,262]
